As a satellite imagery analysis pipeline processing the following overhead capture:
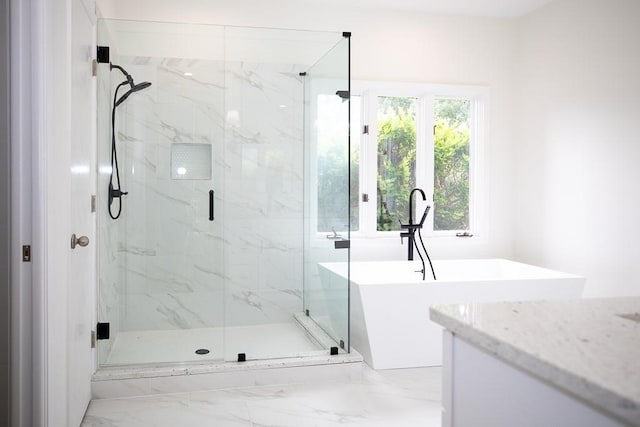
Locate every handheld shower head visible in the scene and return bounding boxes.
[108,63,153,220]
[110,62,152,106]
[114,81,152,107]
[132,81,152,91]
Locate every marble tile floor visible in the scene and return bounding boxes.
[82,365,442,426]
[106,321,324,365]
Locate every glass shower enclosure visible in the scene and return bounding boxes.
[96,20,350,367]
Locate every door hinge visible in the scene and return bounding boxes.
[363,125,369,134]
[91,59,97,77]
[91,195,96,212]
[362,193,369,202]
[22,245,31,262]
[96,322,110,340]
[91,330,96,348]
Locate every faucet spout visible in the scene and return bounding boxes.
[400,188,427,261]
[409,188,426,225]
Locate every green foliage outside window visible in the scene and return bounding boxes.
[377,97,416,231]
[433,99,470,231]
[376,97,470,231]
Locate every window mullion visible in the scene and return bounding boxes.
[358,91,377,236]
[421,94,436,234]
[365,93,379,236]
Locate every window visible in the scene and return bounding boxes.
[350,81,487,237]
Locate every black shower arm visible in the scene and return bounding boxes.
[110,63,133,85]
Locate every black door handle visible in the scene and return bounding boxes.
[209,190,214,221]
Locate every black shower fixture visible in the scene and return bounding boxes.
[108,62,152,220]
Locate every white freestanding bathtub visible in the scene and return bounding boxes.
[318,259,585,369]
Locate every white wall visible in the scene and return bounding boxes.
[514,0,640,296]
[97,0,519,262]
[0,0,11,423]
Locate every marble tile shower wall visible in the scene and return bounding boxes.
[112,58,305,332]
[117,59,226,332]
[223,62,305,328]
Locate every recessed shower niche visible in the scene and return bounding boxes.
[170,143,212,180]
[96,20,352,368]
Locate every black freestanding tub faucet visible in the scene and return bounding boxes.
[400,187,436,280]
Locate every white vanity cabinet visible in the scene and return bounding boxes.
[441,331,625,427]
[431,298,640,427]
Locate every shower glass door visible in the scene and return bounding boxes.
[222,27,345,362]
[303,35,351,353]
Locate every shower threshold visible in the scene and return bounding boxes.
[92,314,362,399]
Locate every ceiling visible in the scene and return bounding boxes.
[297,0,555,18]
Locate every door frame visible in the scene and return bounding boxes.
[10,0,89,425]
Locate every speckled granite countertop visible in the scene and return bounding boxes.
[430,297,640,426]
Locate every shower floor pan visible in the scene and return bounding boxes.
[92,315,362,399]
[106,321,321,365]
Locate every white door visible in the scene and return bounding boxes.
[67,0,96,424]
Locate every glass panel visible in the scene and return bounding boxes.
[376,96,417,231]
[433,98,471,231]
[96,19,345,367]
[303,37,351,353]
[96,19,226,366]
[223,26,343,362]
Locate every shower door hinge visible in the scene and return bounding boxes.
[91,330,96,348]
[96,322,110,340]
[96,46,110,64]
[335,90,349,100]
[334,240,350,249]
[363,125,369,134]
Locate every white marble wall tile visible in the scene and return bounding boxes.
[100,56,311,349]
[225,289,302,327]
[221,61,306,328]
[124,291,225,331]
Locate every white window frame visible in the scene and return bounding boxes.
[351,80,488,239]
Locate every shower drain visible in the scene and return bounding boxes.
[195,348,210,355]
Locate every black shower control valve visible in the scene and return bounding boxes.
[108,183,129,208]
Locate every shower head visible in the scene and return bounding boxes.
[110,62,152,107]
[114,81,152,107]
[133,81,152,91]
